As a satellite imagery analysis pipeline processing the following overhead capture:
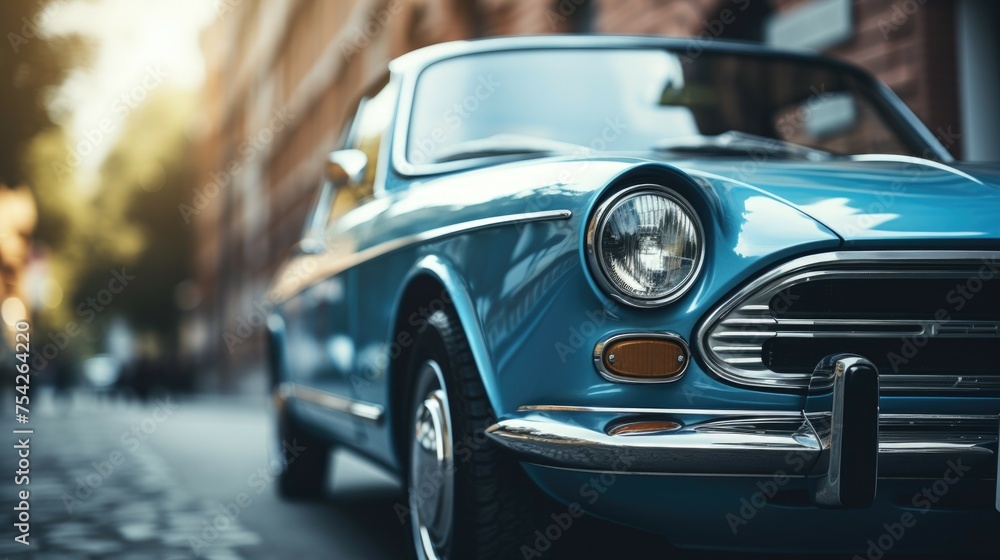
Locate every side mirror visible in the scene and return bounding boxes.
[325,149,368,188]
[298,237,326,255]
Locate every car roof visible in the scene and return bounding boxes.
[389,34,849,75]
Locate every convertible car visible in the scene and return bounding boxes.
[266,35,1000,558]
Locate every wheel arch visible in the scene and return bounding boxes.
[387,254,500,468]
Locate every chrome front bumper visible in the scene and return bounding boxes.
[487,407,998,474]
[487,356,998,507]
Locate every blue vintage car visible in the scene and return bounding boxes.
[266,35,1000,558]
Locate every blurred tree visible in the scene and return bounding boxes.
[0,0,88,189]
[4,1,194,379]
[21,128,90,328]
[74,88,196,348]
[1,1,88,359]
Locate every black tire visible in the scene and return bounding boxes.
[404,308,549,560]
[276,405,332,500]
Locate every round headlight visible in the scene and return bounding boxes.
[587,185,704,307]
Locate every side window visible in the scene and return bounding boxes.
[327,80,398,227]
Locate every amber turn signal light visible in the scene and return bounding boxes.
[594,333,689,382]
[607,420,682,436]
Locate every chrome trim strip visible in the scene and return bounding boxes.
[396,209,572,248]
[519,406,999,428]
[273,210,571,303]
[880,442,996,454]
[519,464,794,478]
[280,382,384,424]
[881,375,1000,392]
[849,154,980,183]
[696,250,1000,391]
[585,185,705,308]
[720,317,1000,339]
[592,332,690,384]
[339,209,572,275]
[880,413,1000,421]
[517,404,804,417]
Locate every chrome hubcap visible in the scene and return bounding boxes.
[409,361,454,560]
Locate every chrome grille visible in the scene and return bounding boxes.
[698,251,1000,392]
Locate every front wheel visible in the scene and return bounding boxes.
[404,309,546,560]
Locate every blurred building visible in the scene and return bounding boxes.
[194,0,999,388]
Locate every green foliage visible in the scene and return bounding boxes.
[26,88,198,358]
[0,0,90,186]
[83,89,197,339]
[1,1,88,341]
[3,0,196,354]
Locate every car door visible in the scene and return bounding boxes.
[290,77,398,443]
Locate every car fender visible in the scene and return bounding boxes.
[392,253,501,416]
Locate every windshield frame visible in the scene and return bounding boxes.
[390,38,952,178]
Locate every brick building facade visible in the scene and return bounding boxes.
[193,0,998,388]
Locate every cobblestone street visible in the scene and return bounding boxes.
[0,393,405,560]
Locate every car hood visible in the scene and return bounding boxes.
[363,154,1000,254]
[669,155,1000,245]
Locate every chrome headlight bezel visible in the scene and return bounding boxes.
[585,184,705,308]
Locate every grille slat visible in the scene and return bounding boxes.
[711,346,764,353]
[699,251,1000,393]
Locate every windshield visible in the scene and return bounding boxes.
[406,49,932,166]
